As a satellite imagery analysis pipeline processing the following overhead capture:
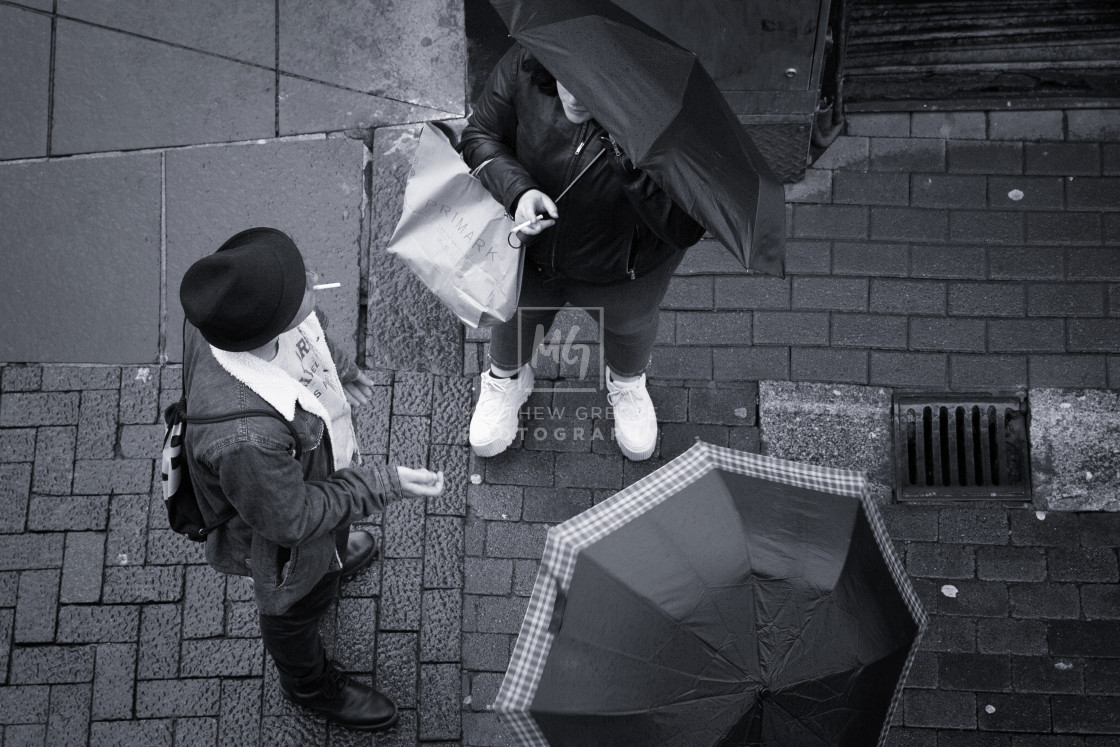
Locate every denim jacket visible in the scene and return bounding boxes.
[181,312,401,615]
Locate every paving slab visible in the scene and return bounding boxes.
[52,20,274,154]
[279,77,449,137]
[165,135,368,362]
[58,0,275,67]
[0,6,51,160]
[758,380,894,503]
[278,0,466,115]
[365,124,463,374]
[1031,388,1120,511]
[0,155,161,363]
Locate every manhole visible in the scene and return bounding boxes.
[893,394,1030,501]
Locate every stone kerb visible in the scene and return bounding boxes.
[1030,388,1120,511]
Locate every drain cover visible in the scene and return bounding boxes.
[893,394,1030,501]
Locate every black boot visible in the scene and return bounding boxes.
[280,662,398,732]
[340,530,380,581]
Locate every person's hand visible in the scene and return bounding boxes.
[397,466,444,497]
[514,189,558,236]
[343,370,375,408]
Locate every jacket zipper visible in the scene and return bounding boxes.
[551,121,593,273]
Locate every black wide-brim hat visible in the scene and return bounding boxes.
[180,227,306,352]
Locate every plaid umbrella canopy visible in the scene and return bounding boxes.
[494,442,927,747]
[487,0,787,276]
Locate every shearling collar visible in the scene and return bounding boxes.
[210,313,333,428]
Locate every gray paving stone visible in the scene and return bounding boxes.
[179,639,263,678]
[462,711,518,747]
[77,390,119,460]
[353,386,393,456]
[146,529,208,566]
[365,124,463,375]
[278,0,465,114]
[60,532,105,604]
[138,605,181,680]
[420,589,461,662]
[165,137,368,364]
[380,558,423,631]
[424,516,464,589]
[119,366,161,425]
[41,366,122,391]
[430,376,472,446]
[377,707,419,747]
[0,393,79,427]
[218,678,263,747]
[759,381,893,503]
[462,632,511,672]
[389,415,431,468]
[0,684,50,725]
[467,483,524,521]
[483,448,556,487]
[0,155,161,363]
[1,365,42,391]
[53,20,273,154]
[118,423,165,459]
[56,605,140,644]
[182,566,226,639]
[0,6,50,159]
[32,426,76,495]
[225,602,260,638]
[334,596,378,672]
[0,428,36,462]
[0,608,12,676]
[0,463,31,532]
[4,724,47,746]
[279,76,445,137]
[465,594,528,635]
[464,557,513,596]
[46,683,92,746]
[102,565,182,604]
[469,671,504,712]
[90,718,173,746]
[106,493,149,567]
[553,452,624,490]
[384,497,426,559]
[428,444,469,516]
[1031,388,1120,511]
[14,569,59,643]
[522,487,593,524]
[72,458,152,495]
[418,663,461,741]
[175,717,218,746]
[10,644,95,684]
[59,0,275,66]
[28,493,109,532]
[0,532,64,571]
[136,678,221,718]
[260,715,326,745]
[377,631,419,709]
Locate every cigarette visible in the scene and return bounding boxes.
[312,282,341,290]
[511,214,547,233]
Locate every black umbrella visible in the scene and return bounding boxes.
[488,0,786,276]
[494,442,926,746]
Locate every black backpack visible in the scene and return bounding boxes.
[160,396,302,542]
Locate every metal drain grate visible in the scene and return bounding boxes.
[893,394,1030,501]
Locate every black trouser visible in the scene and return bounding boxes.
[258,529,348,689]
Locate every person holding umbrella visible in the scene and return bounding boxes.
[460,44,706,461]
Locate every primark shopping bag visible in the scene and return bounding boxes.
[387,122,523,328]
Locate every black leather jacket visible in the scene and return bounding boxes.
[460,44,705,285]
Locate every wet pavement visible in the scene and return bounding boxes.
[2,1,1120,745]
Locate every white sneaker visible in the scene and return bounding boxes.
[469,365,534,457]
[606,367,657,461]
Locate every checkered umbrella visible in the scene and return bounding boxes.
[493,442,926,747]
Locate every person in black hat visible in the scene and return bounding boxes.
[179,227,444,732]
